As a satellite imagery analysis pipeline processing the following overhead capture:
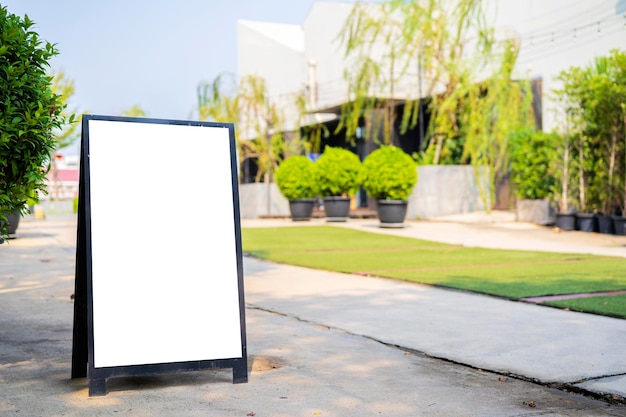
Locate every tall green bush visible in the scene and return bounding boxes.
[509,129,558,200]
[0,7,67,236]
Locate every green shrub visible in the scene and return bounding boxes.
[314,147,362,197]
[362,146,417,200]
[275,156,318,200]
[510,129,558,200]
[0,7,67,236]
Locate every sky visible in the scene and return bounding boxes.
[2,0,362,154]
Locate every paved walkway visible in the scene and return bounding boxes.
[1,213,625,416]
[242,213,626,399]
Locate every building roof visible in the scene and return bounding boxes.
[238,20,304,52]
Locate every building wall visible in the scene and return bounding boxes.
[302,1,355,111]
[408,166,488,220]
[490,0,626,131]
[237,20,306,130]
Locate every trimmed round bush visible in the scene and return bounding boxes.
[362,146,417,201]
[275,155,318,200]
[314,147,362,197]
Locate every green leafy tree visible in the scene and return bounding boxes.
[51,71,81,150]
[0,7,68,236]
[197,72,302,183]
[554,49,626,214]
[338,0,534,208]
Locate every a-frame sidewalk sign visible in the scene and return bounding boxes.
[71,115,248,396]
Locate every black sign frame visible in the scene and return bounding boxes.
[71,115,248,396]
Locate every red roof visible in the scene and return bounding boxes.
[47,168,79,182]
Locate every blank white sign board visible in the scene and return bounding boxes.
[72,116,247,395]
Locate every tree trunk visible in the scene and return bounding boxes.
[562,140,569,213]
[579,136,585,211]
[434,134,443,165]
[607,125,617,213]
[623,115,626,212]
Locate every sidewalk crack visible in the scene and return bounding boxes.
[246,303,626,406]
[570,373,626,385]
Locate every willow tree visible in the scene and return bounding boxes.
[339,0,534,208]
[197,73,300,184]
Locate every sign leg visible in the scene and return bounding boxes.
[88,377,107,397]
[233,358,248,384]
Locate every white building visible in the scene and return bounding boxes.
[238,0,625,135]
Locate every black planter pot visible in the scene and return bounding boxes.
[613,216,626,236]
[597,214,615,234]
[322,196,351,222]
[1,210,21,239]
[377,200,408,228]
[288,198,316,221]
[555,213,576,231]
[576,213,597,232]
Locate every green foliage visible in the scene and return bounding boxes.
[0,7,67,237]
[314,147,362,197]
[73,196,79,214]
[275,156,318,200]
[51,71,80,150]
[338,1,534,210]
[419,134,466,166]
[362,146,417,200]
[242,225,626,318]
[122,104,147,117]
[554,49,626,214]
[509,129,558,200]
[197,73,304,183]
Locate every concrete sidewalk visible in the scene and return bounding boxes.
[244,214,626,400]
[1,214,625,416]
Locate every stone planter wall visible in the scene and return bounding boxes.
[515,199,556,225]
[239,166,489,220]
[238,183,289,219]
[407,165,488,220]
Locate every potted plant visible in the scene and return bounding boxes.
[362,145,418,227]
[551,131,578,231]
[275,155,318,221]
[0,210,21,241]
[314,146,363,221]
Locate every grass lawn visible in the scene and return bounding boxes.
[543,294,626,318]
[242,225,626,318]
